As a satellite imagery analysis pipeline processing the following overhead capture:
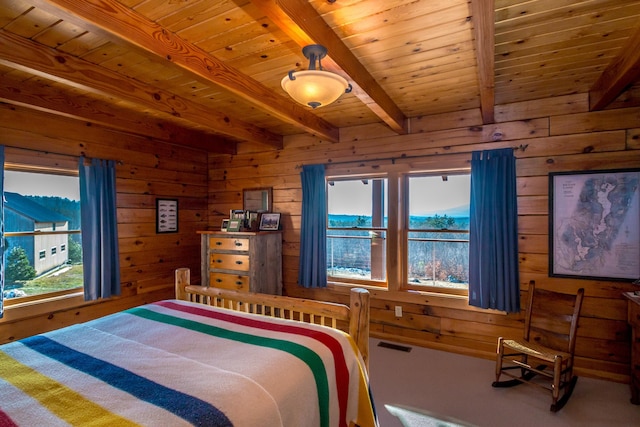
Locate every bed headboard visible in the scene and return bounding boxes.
[175,268,370,371]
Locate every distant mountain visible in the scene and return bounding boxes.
[328,210,470,224]
[412,204,470,218]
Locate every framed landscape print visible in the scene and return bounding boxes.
[549,168,639,281]
[259,213,281,231]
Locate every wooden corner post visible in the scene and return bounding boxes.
[349,287,370,371]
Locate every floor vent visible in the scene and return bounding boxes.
[377,341,412,352]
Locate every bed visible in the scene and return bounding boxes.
[0,268,376,427]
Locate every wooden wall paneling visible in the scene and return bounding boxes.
[514,131,627,159]
[579,316,630,342]
[576,356,630,383]
[515,151,640,176]
[518,234,548,254]
[4,147,78,171]
[495,94,588,122]
[582,297,629,321]
[628,128,640,149]
[410,108,484,133]
[522,273,633,299]
[518,252,548,275]
[0,104,209,167]
[550,107,640,135]
[517,195,547,215]
[576,336,630,365]
[516,175,548,195]
[517,214,547,235]
[440,317,515,345]
[372,306,441,335]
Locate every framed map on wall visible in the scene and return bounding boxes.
[549,168,639,281]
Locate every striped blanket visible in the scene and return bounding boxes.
[0,299,377,427]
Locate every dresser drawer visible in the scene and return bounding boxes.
[209,236,249,251]
[210,253,250,271]
[210,273,249,291]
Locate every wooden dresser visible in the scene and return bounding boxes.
[199,231,282,295]
[624,291,640,405]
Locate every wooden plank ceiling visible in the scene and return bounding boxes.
[1,0,639,153]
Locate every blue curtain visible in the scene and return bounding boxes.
[298,164,327,288]
[0,146,4,318]
[468,148,520,312]
[79,157,121,300]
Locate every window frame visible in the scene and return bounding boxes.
[326,175,389,288]
[325,163,471,296]
[3,159,83,307]
[403,171,471,296]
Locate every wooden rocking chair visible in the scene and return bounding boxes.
[492,281,585,412]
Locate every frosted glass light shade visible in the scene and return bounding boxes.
[281,70,349,109]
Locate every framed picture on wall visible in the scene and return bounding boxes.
[156,198,178,233]
[549,168,639,281]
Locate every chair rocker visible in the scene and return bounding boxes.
[492,281,585,412]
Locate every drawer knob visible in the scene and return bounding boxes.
[235,281,243,285]
[234,241,242,246]
[215,259,222,263]
[215,241,222,246]
[235,260,243,265]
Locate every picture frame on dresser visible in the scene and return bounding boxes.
[227,219,241,232]
[246,211,260,231]
[259,213,280,231]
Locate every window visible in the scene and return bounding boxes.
[326,169,470,294]
[406,174,470,291]
[327,178,387,284]
[3,169,83,300]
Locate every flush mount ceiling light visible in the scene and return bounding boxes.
[281,44,352,109]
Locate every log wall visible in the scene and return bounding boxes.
[0,103,207,342]
[206,93,640,383]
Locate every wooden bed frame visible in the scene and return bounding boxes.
[175,268,371,370]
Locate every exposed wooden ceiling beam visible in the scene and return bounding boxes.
[252,0,408,135]
[589,22,640,111]
[0,29,279,148]
[470,0,495,124]
[33,0,340,143]
[0,74,236,154]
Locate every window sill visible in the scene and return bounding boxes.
[0,291,86,323]
[328,279,468,298]
[327,281,506,314]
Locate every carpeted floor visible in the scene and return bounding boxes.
[368,339,640,427]
[385,404,476,427]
